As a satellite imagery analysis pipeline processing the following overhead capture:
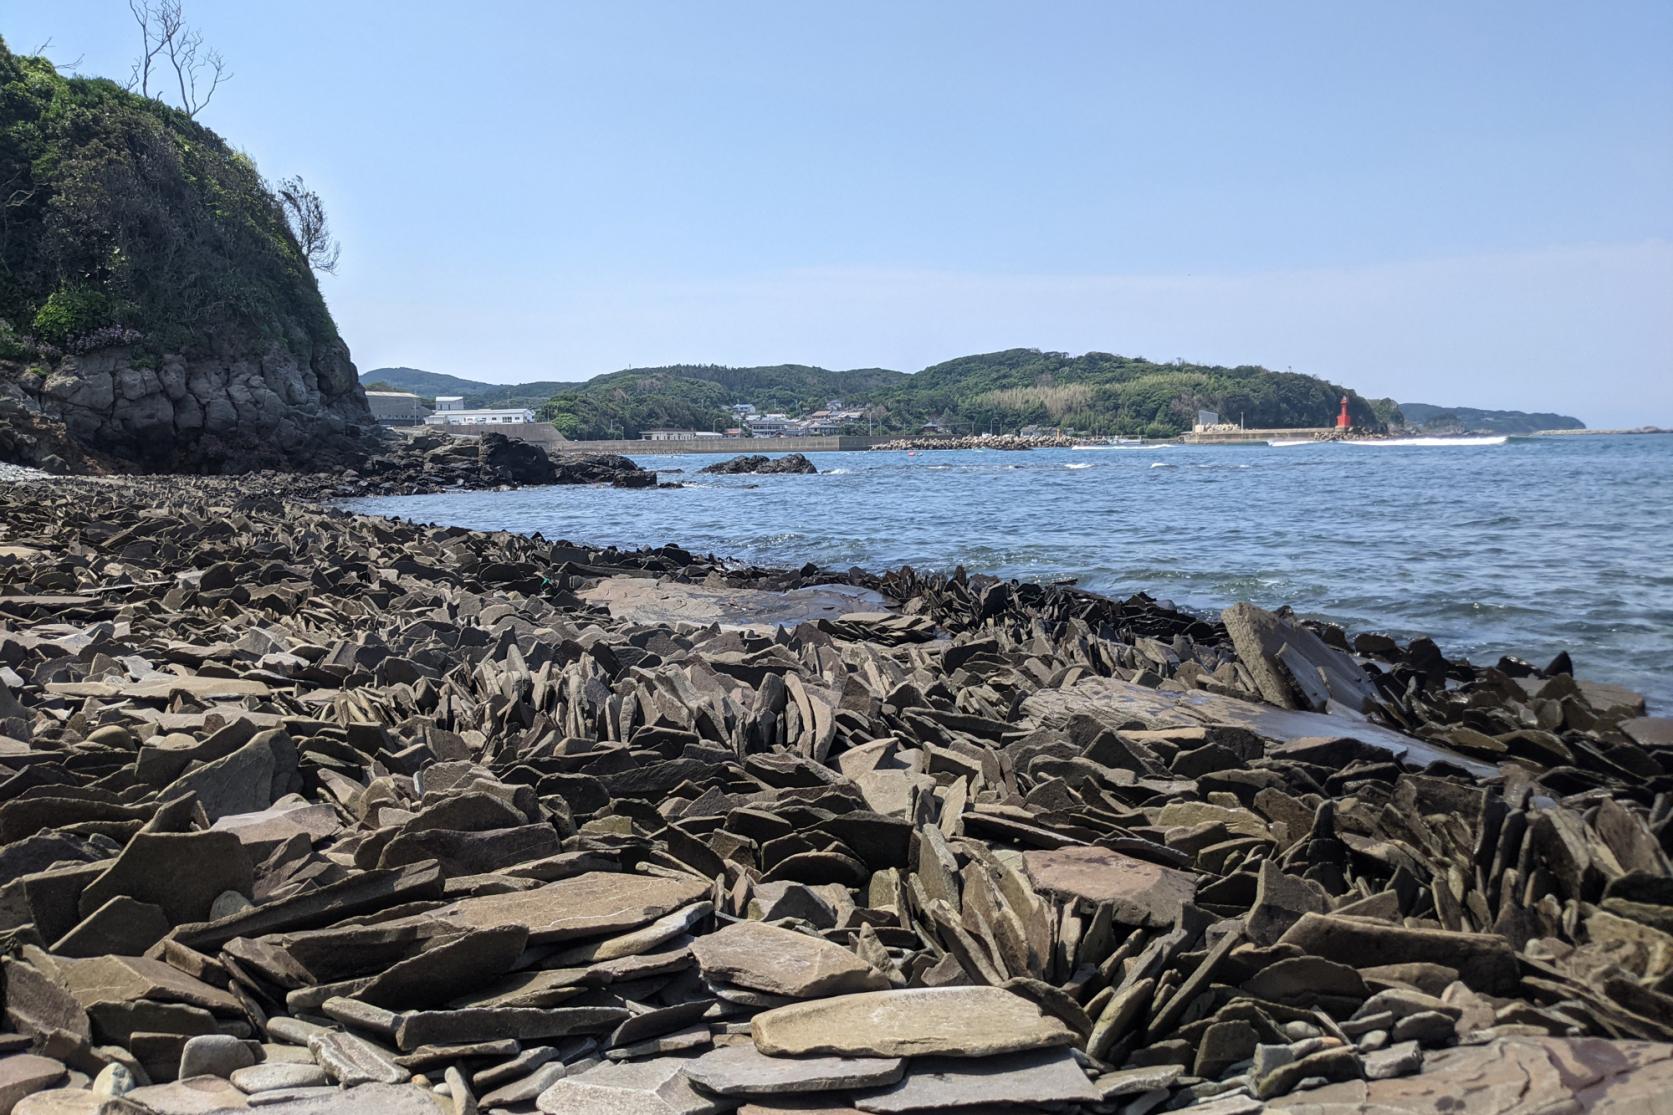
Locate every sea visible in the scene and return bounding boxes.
[342,433,1673,711]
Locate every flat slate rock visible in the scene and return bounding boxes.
[691,921,888,998]
[1020,845,1199,928]
[851,1047,1100,1112]
[426,871,709,943]
[751,988,1075,1059]
[535,1055,724,1115]
[684,1043,905,1096]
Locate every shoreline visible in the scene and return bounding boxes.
[0,471,1670,1111]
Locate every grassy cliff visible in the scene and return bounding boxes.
[0,36,335,361]
[0,37,369,472]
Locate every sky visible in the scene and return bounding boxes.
[9,1,1672,425]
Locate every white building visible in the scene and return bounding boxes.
[364,390,424,426]
[435,396,466,413]
[641,429,723,441]
[424,407,537,427]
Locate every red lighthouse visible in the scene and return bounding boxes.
[1336,395,1352,430]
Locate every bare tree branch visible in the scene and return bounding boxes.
[275,176,341,275]
[125,0,229,116]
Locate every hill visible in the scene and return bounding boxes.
[368,352,1389,440]
[360,367,573,409]
[0,38,369,472]
[1399,403,1585,434]
[458,351,1380,440]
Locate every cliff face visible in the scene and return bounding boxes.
[0,39,375,474]
[2,338,370,473]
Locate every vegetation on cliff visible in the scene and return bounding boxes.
[0,36,334,361]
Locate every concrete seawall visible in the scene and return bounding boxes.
[1181,427,1336,444]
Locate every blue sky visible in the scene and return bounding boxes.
[11,1,1672,424]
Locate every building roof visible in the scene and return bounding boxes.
[365,390,420,398]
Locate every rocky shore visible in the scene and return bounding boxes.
[0,472,1669,1114]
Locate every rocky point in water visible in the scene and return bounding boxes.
[0,469,1667,1115]
[699,453,818,475]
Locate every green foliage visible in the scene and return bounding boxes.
[30,287,128,344]
[1366,397,1406,429]
[0,37,334,359]
[373,350,1397,440]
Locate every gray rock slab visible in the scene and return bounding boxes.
[852,1047,1099,1112]
[1020,845,1198,928]
[581,577,890,632]
[684,1042,904,1096]
[751,987,1075,1058]
[1022,676,1495,777]
[424,871,708,943]
[691,921,887,998]
[0,1055,67,1114]
[229,1063,330,1092]
[535,1056,723,1115]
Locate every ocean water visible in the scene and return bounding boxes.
[342,434,1673,710]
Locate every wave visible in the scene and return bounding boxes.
[825,468,850,475]
[1348,436,1508,447]
[1065,462,1094,470]
[1150,461,1176,469]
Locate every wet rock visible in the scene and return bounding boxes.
[699,454,817,475]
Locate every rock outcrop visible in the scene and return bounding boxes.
[700,453,818,475]
[2,340,374,474]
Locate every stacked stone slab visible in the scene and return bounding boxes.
[0,474,1668,1114]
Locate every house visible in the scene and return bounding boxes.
[423,407,537,428]
[434,396,466,413]
[799,418,841,435]
[364,390,424,426]
[745,413,793,436]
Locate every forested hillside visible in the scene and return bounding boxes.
[1399,403,1584,434]
[366,350,1389,440]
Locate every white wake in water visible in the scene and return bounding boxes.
[1349,436,1509,447]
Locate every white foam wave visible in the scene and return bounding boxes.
[1348,436,1508,447]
